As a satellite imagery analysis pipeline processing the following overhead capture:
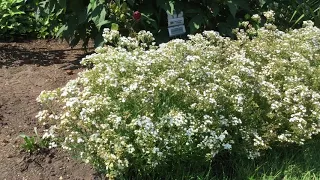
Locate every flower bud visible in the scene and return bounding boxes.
[133,11,141,21]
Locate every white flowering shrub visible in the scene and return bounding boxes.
[36,20,320,178]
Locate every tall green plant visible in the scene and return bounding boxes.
[259,0,320,29]
[290,0,320,27]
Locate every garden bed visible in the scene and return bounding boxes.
[0,40,103,179]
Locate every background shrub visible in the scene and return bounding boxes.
[35,0,320,47]
[36,17,320,178]
[0,0,35,39]
[34,0,267,47]
[0,0,61,40]
[3,0,318,43]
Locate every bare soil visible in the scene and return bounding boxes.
[0,39,103,180]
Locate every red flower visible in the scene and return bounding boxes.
[133,11,141,21]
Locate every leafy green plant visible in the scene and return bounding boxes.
[20,127,50,153]
[36,16,320,178]
[33,10,63,38]
[33,0,133,48]
[35,0,268,47]
[290,0,320,27]
[0,0,34,39]
[0,0,62,40]
[135,0,261,42]
[20,134,38,153]
[259,0,320,29]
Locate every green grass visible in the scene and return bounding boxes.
[125,136,320,180]
[241,137,320,180]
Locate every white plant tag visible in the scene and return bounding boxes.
[168,25,186,37]
[167,11,186,37]
[168,17,184,27]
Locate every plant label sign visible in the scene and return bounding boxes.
[167,11,186,37]
[168,25,186,37]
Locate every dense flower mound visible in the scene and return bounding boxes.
[36,20,320,178]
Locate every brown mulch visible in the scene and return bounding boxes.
[0,39,105,180]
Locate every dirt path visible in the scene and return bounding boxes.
[0,40,102,180]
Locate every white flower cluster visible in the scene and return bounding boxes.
[251,14,261,23]
[102,28,155,51]
[36,20,320,178]
[263,10,275,22]
[102,28,119,44]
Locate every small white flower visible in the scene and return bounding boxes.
[222,143,232,150]
[77,138,84,143]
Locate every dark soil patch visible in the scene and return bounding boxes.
[0,39,104,179]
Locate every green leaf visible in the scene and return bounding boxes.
[188,14,203,34]
[78,9,87,25]
[87,0,95,12]
[91,4,107,28]
[141,13,158,31]
[157,0,175,15]
[99,6,107,26]
[120,2,128,12]
[211,5,220,17]
[259,0,266,7]
[290,4,304,22]
[55,24,67,38]
[227,1,238,18]
[97,20,111,29]
[9,7,25,15]
[64,15,78,41]
[193,22,200,30]
[70,35,81,47]
[168,1,175,14]
[111,23,119,31]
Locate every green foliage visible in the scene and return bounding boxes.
[237,137,320,179]
[20,135,38,153]
[36,0,320,47]
[36,0,266,47]
[34,0,320,47]
[137,0,261,41]
[0,0,62,40]
[20,127,50,153]
[261,0,320,29]
[0,0,33,39]
[290,0,320,27]
[35,0,134,47]
[2,0,319,42]
[36,18,320,178]
[135,137,320,179]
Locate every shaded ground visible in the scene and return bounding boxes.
[0,39,104,180]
